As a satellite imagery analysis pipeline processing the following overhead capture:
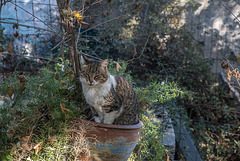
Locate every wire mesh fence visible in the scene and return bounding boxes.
[0,0,240,160]
[0,0,59,64]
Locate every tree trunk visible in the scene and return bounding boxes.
[56,0,82,100]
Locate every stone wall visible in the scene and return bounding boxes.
[181,0,240,73]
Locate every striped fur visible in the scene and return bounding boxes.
[80,55,140,125]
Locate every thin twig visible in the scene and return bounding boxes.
[0,52,61,63]
[80,52,102,61]
[51,35,71,51]
[127,34,151,63]
[79,0,104,13]
[80,15,123,35]
[61,35,65,65]
[0,20,54,33]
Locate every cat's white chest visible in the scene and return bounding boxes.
[81,75,117,124]
[82,75,116,110]
[84,87,106,108]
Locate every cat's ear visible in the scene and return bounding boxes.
[100,59,109,69]
[81,54,88,65]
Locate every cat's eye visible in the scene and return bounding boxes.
[94,75,102,80]
[81,72,89,78]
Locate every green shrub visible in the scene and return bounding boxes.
[129,110,165,161]
[0,66,86,160]
[130,80,183,160]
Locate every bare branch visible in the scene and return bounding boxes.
[127,34,151,63]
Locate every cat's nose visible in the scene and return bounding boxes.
[89,80,94,86]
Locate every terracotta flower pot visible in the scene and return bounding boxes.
[73,118,143,161]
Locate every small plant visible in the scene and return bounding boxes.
[129,110,165,161]
[135,80,184,108]
[130,80,183,160]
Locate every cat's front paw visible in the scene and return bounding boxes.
[94,116,101,123]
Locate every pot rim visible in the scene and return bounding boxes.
[75,118,143,130]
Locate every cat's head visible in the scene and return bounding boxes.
[80,54,109,87]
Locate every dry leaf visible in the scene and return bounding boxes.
[48,135,57,142]
[221,62,228,71]
[38,84,44,91]
[165,152,170,161]
[137,4,143,11]
[174,17,178,24]
[60,103,70,112]
[78,150,90,161]
[13,31,19,38]
[21,142,32,151]
[80,21,88,27]
[34,141,43,149]
[69,73,74,82]
[8,41,14,53]
[154,136,159,145]
[90,16,94,22]
[6,132,14,138]
[13,23,19,29]
[6,125,15,132]
[21,135,31,143]
[64,70,74,82]
[7,88,14,99]
[20,85,26,93]
[60,103,65,109]
[227,69,231,84]
[113,61,122,72]
[35,146,42,155]
[18,75,27,83]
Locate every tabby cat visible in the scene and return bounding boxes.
[80,55,140,125]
